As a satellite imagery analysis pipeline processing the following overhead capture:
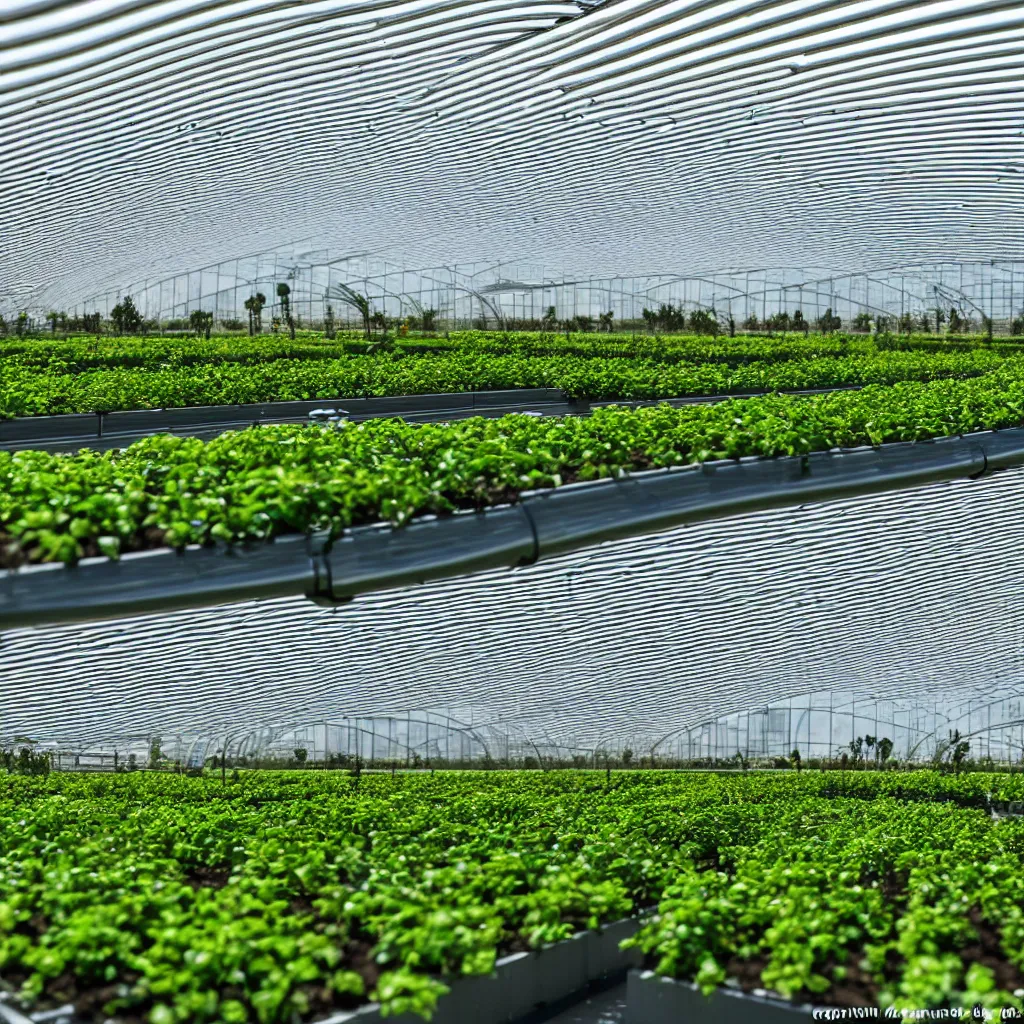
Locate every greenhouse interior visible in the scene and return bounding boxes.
[4,0,1024,1021]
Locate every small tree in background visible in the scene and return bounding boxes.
[276,283,295,340]
[189,309,213,339]
[950,731,970,774]
[657,304,686,332]
[852,311,873,332]
[599,311,614,332]
[1013,312,1024,337]
[324,303,336,340]
[792,310,808,335]
[370,310,388,338]
[621,748,634,767]
[688,308,719,336]
[244,292,267,336]
[293,748,308,765]
[329,284,372,342]
[877,737,894,766]
[790,748,802,772]
[816,308,842,333]
[46,310,60,335]
[541,305,558,331]
[110,295,143,335]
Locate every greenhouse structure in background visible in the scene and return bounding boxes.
[34,688,1024,774]
[33,253,1024,334]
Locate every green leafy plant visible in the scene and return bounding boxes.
[5,771,1024,1021]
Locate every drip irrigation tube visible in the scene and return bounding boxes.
[3,427,1024,630]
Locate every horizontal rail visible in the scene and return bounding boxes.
[0,386,870,453]
[4,426,1024,630]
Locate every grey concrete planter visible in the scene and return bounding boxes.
[625,969,814,1024]
[316,917,642,1024]
[0,918,642,1024]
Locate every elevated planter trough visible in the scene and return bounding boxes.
[0,918,642,1024]
[625,969,814,1023]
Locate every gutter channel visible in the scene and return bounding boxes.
[3,427,1023,630]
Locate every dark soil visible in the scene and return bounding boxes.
[695,900,1024,1010]
[184,864,232,889]
[0,525,170,570]
[962,907,1024,994]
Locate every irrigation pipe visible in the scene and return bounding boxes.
[4,426,1024,631]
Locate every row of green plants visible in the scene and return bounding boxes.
[3,771,1024,1023]
[5,327,1020,376]
[396,327,1024,363]
[2,345,1017,419]
[7,366,1024,565]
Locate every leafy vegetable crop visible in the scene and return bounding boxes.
[0,346,1016,419]
[2,771,1024,1023]
[6,368,1024,566]
[7,329,1019,374]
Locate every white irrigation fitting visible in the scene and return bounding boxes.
[624,970,811,1023]
[3,428,1024,630]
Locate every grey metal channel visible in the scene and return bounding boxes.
[0,386,866,453]
[5,426,1024,630]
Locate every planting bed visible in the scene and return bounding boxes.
[1,920,641,1024]
[8,369,1024,567]
[5,772,1024,1023]
[1,331,1018,419]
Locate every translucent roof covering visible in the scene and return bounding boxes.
[2,0,1024,310]
[3,467,1023,756]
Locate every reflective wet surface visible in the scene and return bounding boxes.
[543,985,627,1024]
